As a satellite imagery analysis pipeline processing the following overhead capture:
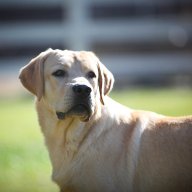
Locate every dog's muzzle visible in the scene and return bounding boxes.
[56,84,93,121]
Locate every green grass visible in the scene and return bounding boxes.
[111,88,192,116]
[0,99,58,192]
[0,88,192,192]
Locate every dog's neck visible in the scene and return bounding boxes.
[35,96,134,188]
[36,98,101,163]
[35,97,106,186]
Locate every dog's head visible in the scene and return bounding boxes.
[19,49,114,121]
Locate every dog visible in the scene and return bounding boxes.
[19,48,192,192]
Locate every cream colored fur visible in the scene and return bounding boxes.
[19,49,192,192]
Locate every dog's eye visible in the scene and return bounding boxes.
[87,71,96,79]
[52,70,66,77]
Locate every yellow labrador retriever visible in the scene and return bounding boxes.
[19,48,192,192]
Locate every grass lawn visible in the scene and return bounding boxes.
[111,88,192,116]
[0,88,192,192]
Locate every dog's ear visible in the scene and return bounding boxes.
[19,48,53,101]
[97,61,114,105]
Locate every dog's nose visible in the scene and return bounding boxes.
[72,84,91,97]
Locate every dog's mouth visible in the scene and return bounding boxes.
[56,104,91,122]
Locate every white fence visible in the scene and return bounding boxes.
[0,0,192,86]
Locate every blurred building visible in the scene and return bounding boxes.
[0,0,192,88]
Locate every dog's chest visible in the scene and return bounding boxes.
[57,130,129,192]
[66,148,126,192]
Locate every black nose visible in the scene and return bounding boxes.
[72,84,91,97]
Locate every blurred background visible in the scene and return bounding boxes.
[1,0,192,94]
[0,0,192,191]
